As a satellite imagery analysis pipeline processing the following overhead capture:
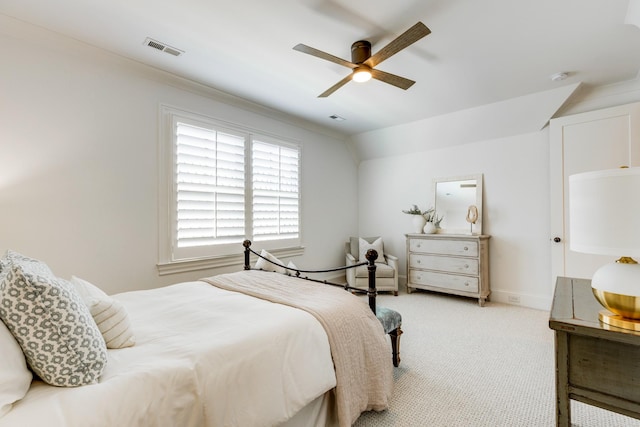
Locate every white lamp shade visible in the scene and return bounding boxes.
[569,167,640,258]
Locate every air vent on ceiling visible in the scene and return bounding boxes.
[143,37,184,57]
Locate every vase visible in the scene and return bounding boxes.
[423,222,437,234]
[412,215,427,233]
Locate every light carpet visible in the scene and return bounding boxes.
[353,289,640,427]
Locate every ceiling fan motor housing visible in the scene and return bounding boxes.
[351,40,372,63]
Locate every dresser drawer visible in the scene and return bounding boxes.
[409,253,479,275]
[409,238,478,257]
[409,270,479,293]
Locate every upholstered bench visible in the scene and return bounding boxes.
[376,306,402,367]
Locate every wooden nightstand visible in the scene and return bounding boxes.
[549,277,640,426]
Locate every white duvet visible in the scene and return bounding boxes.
[0,281,337,427]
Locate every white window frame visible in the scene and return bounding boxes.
[158,105,303,275]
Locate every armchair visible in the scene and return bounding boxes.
[345,237,399,296]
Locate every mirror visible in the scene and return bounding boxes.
[433,174,483,235]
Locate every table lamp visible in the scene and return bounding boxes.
[569,166,640,330]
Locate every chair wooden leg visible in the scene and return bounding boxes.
[389,326,403,367]
[393,291,398,296]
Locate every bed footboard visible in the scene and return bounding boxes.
[242,240,378,314]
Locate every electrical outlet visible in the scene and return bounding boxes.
[508,295,521,304]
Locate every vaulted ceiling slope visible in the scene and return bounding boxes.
[2,0,640,137]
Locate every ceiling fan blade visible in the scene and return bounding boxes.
[370,69,415,90]
[293,44,357,69]
[364,22,431,68]
[318,74,353,97]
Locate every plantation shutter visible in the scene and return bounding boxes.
[175,122,246,249]
[252,140,300,241]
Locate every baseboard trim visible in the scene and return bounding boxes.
[399,276,552,311]
[490,290,552,311]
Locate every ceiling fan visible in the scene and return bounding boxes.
[293,22,431,98]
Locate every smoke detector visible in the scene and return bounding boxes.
[550,72,569,82]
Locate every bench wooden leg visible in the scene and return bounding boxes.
[389,326,403,367]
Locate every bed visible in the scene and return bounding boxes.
[0,243,393,427]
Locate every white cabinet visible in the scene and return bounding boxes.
[406,234,490,306]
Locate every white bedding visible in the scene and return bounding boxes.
[0,281,336,427]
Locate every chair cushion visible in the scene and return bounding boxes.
[354,263,395,279]
[376,307,402,334]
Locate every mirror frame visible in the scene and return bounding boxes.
[433,173,484,235]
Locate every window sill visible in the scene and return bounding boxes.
[157,245,305,276]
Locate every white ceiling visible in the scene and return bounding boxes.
[2,0,640,137]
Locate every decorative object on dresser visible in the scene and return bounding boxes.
[434,174,483,235]
[406,233,490,306]
[345,237,399,295]
[402,205,442,234]
[569,166,640,331]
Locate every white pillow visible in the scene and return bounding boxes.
[254,249,287,274]
[358,237,386,264]
[0,318,32,418]
[286,261,298,276]
[71,276,135,349]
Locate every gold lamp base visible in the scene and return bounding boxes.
[598,310,640,332]
[592,287,640,319]
[592,286,640,331]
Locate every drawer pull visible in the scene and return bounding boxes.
[464,246,469,251]
[465,282,470,287]
[464,264,469,269]
[417,259,421,264]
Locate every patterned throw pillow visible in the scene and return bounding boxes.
[0,251,107,387]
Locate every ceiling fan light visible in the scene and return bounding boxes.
[352,68,372,83]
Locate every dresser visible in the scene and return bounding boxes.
[405,234,490,306]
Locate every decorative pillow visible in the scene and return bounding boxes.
[0,317,32,418]
[358,237,386,264]
[71,276,135,349]
[0,251,107,387]
[285,261,298,276]
[349,236,379,259]
[254,249,287,274]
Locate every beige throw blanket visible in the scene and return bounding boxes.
[201,270,393,426]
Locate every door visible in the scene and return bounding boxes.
[549,102,640,287]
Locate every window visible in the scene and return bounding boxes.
[158,106,302,273]
[252,140,300,242]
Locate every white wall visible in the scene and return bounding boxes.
[357,131,552,309]
[0,17,358,294]
[355,74,640,310]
